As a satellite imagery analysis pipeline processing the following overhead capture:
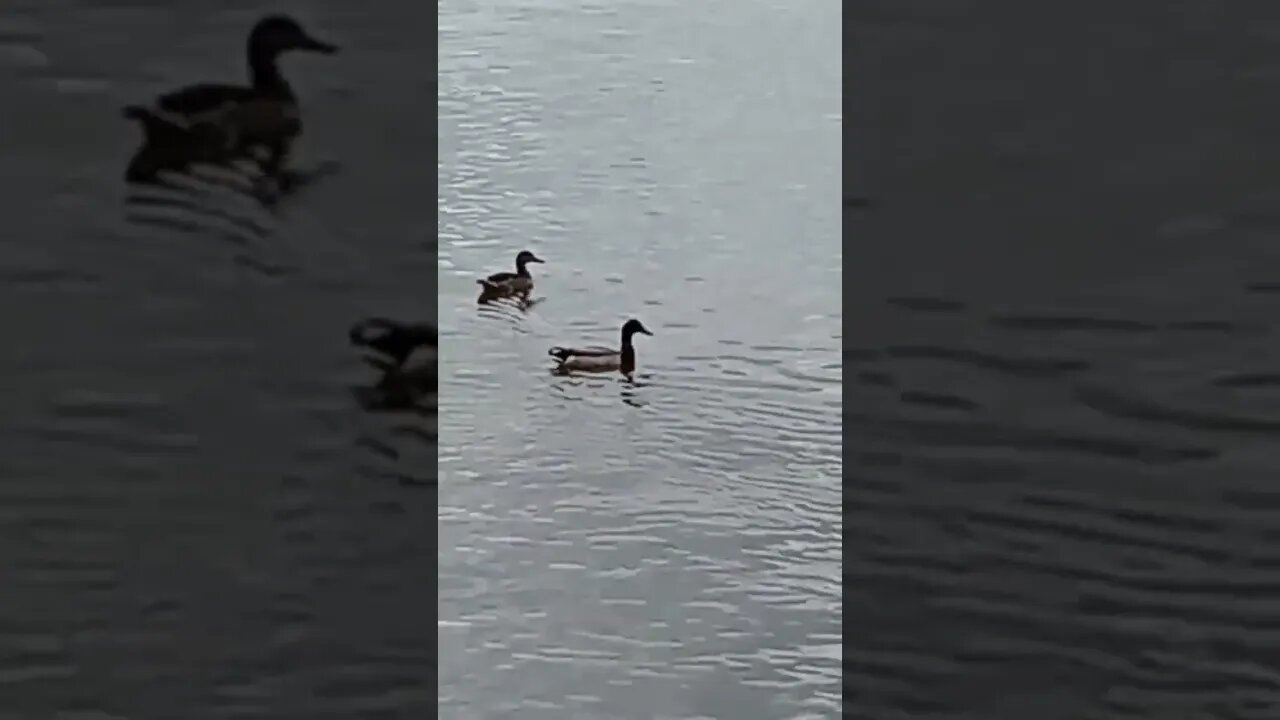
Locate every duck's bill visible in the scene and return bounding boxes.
[639,328,654,336]
[301,36,339,54]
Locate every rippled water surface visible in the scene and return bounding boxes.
[439,0,842,717]
[853,2,1280,718]
[2,1,434,717]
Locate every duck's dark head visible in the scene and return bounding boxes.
[515,250,544,267]
[622,319,653,340]
[250,15,339,56]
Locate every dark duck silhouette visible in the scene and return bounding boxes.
[349,319,437,411]
[122,105,232,183]
[148,14,338,181]
[350,318,438,370]
[550,319,653,377]
[477,250,543,303]
[363,356,437,411]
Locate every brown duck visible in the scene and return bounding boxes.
[477,250,544,301]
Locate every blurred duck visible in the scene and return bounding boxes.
[349,318,437,411]
[363,354,437,410]
[147,14,338,177]
[121,105,230,183]
[349,317,438,370]
[477,250,543,301]
[549,319,653,376]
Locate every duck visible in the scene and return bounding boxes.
[477,250,544,300]
[372,356,437,408]
[349,317,437,370]
[349,318,437,411]
[148,14,338,177]
[549,319,653,376]
[121,105,233,182]
[353,348,437,412]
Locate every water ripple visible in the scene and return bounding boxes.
[439,0,840,716]
[852,279,1280,716]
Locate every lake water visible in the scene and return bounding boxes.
[23,0,1280,717]
[438,0,843,718]
[853,2,1280,718]
[1,2,435,717]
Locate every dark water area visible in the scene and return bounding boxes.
[853,2,1280,718]
[1,2,434,717]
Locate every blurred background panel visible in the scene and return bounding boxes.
[0,1,435,717]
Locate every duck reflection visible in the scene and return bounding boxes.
[619,381,650,408]
[549,372,653,408]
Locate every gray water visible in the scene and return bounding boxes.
[852,2,1280,719]
[2,2,435,717]
[438,0,842,718]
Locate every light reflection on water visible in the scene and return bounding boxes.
[439,0,841,716]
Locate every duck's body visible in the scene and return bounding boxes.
[373,357,437,406]
[355,356,437,412]
[349,317,437,369]
[550,319,653,376]
[146,15,337,176]
[478,250,543,300]
[122,105,232,182]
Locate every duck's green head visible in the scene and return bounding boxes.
[622,319,653,339]
[251,15,339,56]
[516,250,544,266]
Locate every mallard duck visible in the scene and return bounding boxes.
[477,250,543,300]
[550,318,653,376]
[148,14,338,177]
[122,105,232,182]
[349,317,437,369]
